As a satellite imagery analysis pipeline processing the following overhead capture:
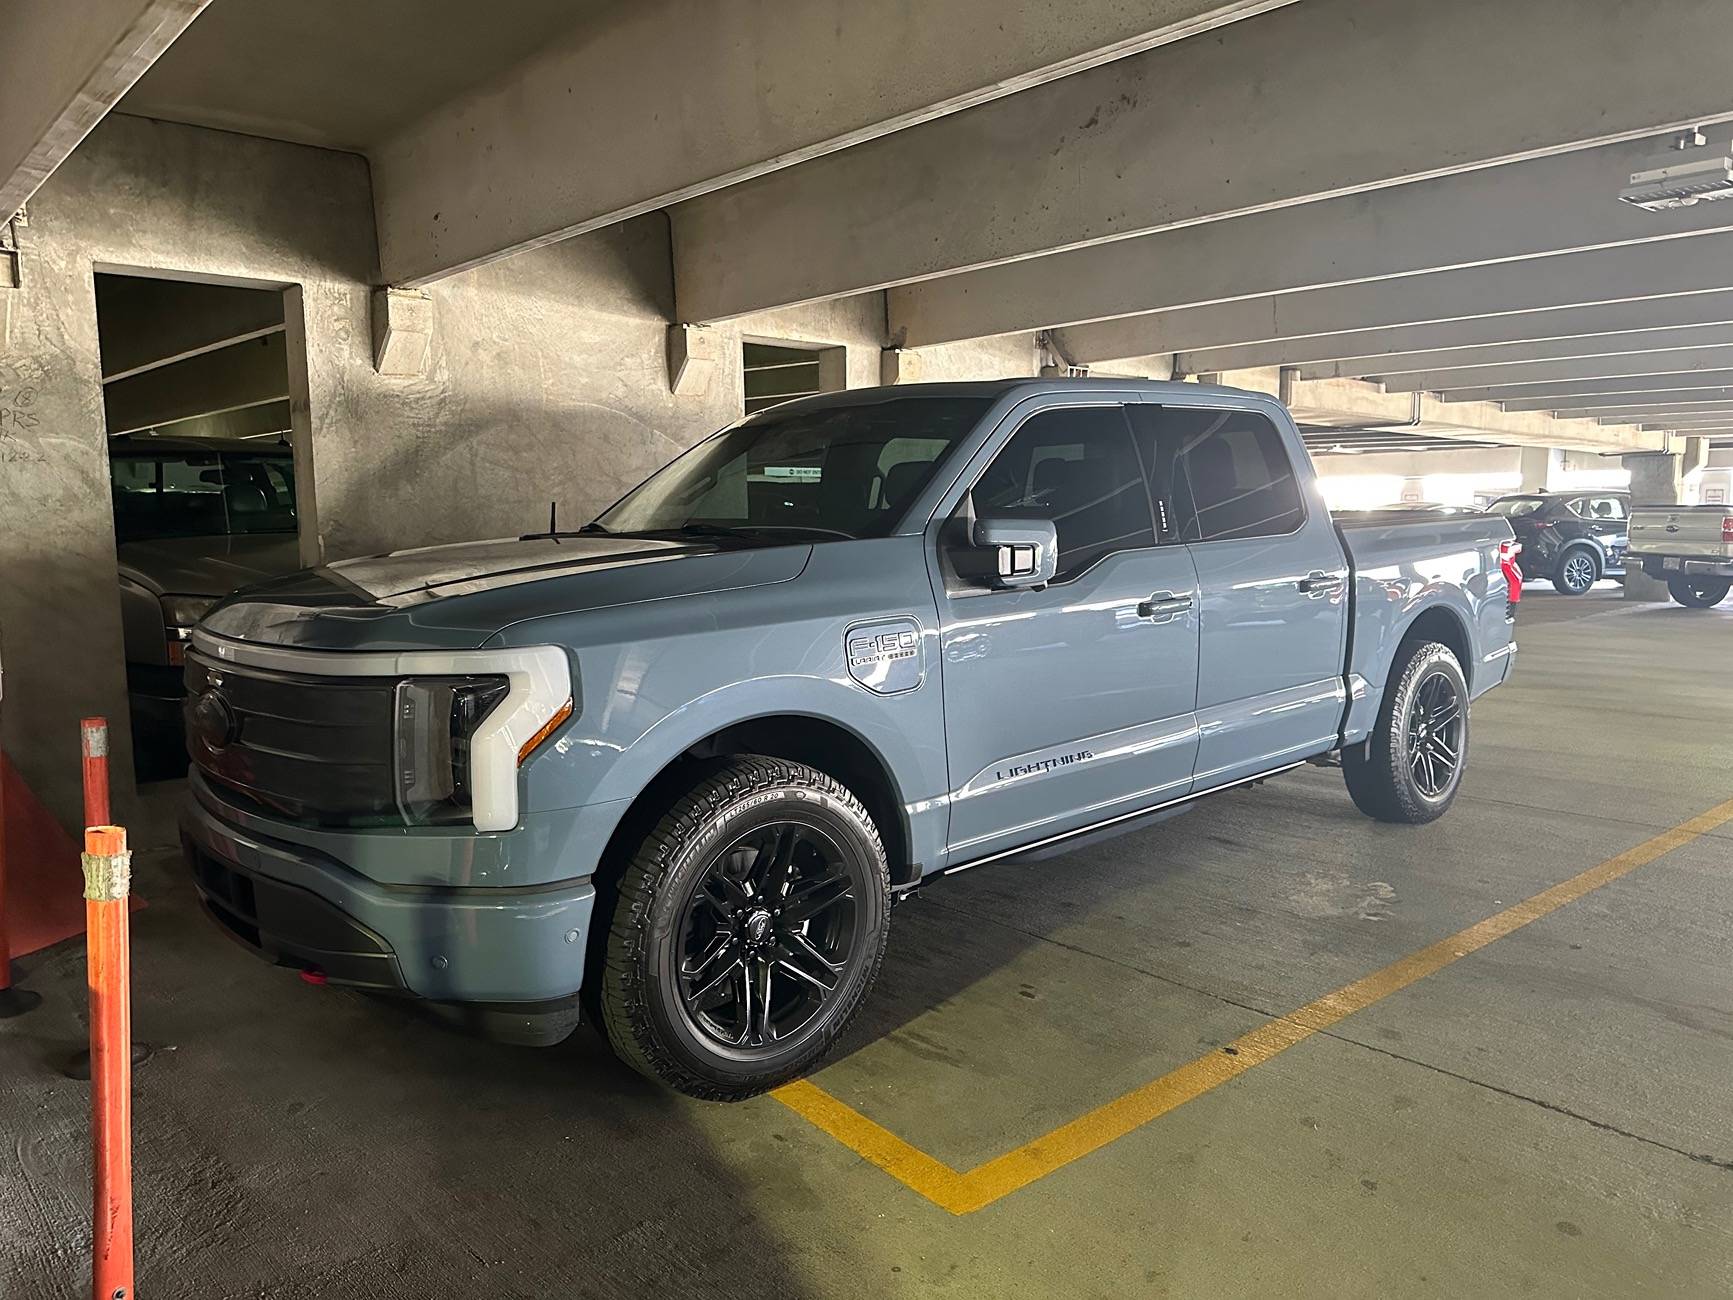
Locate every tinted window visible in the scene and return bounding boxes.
[1571,495,1626,521]
[972,406,1155,581]
[110,449,298,543]
[1132,407,1304,543]
[1487,497,1547,517]
[597,397,990,540]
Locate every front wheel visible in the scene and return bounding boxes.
[1667,576,1731,608]
[1342,640,1469,824]
[599,756,891,1100]
[1552,548,1599,595]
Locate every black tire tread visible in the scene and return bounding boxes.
[1342,639,1466,826]
[599,755,890,1101]
[1667,576,1732,609]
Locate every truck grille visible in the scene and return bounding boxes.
[184,650,401,826]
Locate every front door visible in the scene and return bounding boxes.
[932,400,1201,865]
[1132,402,1349,789]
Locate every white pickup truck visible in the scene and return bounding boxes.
[1627,505,1733,606]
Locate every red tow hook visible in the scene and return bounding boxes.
[298,968,328,986]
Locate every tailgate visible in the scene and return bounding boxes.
[1629,506,1733,559]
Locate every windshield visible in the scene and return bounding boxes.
[595,397,993,540]
[111,448,298,543]
[1486,497,1546,517]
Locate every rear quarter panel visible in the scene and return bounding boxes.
[1336,514,1516,746]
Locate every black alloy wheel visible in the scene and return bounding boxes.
[599,756,891,1100]
[676,821,859,1051]
[1342,639,1470,824]
[1404,670,1463,798]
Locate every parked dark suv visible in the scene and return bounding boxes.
[1485,492,1629,595]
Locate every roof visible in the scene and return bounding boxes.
[747,376,1270,417]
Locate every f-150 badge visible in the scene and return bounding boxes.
[846,618,924,695]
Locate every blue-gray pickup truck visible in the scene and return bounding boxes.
[180,379,1519,1098]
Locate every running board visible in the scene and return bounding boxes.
[920,759,1309,888]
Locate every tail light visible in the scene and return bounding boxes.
[1722,516,1733,543]
[1498,539,1523,604]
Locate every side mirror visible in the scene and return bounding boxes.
[972,515,1058,589]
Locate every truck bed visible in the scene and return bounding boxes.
[1333,510,1518,747]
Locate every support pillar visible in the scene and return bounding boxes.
[1518,445,1564,493]
[1621,450,1683,601]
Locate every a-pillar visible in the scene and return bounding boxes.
[1622,448,1687,601]
[1518,445,1564,493]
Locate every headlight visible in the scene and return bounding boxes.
[162,594,218,628]
[393,677,511,825]
[162,594,219,665]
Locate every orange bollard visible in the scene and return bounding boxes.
[82,824,134,1300]
[81,719,111,829]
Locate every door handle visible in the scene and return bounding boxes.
[1137,590,1194,620]
[1298,570,1344,594]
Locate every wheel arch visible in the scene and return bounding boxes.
[593,712,916,894]
[1397,602,1475,693]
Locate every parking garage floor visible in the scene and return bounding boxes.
[4,587,1731,1299]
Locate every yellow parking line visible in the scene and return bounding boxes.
[774,797,1733,1215]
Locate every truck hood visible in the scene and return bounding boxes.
[200,533,813,651]
[116,534,302,598]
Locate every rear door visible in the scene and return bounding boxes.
[931,397,1201,864]
[1566,494,1629,571]
[1130,401,1350,789]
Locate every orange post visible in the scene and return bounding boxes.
[82,824,134,1300]
[81,718,111,829]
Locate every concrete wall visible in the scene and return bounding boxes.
[0,115,1030,830]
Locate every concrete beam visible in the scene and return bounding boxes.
[1440,368,1733,405]
[1378,340,1733,393]
[369,288,433,378]
[1058,233,1733,365]
[890,133,1733,347]
[1508,391,1733,414]
[1213,369,1660,454]
[1302,323,1733,382]
[672,0,1733,323]
[0,0,207,221]
[372,0,1294,286]
[1182,293,1733,375]
[103,331,288,435]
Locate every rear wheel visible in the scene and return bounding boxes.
[1667,576,1732,608]
[1552,547,1599,595]
[1342,640,1469,825]
[599,756,891,1100]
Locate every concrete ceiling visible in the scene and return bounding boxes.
[117,0,597,152]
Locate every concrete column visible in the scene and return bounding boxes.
[1518,445,1563,492]
[1621,450,1683,601]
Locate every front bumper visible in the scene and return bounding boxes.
[181,785,597,1045]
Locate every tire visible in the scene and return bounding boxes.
[599,756,891,1100]
[1667,576,1732,608]
[1552,546,1599,595]
[1342,640,1470,825]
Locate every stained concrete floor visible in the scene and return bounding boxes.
[4,586,1732,1298]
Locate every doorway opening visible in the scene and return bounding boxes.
[742,340,846,415]
[94,271,306,783]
